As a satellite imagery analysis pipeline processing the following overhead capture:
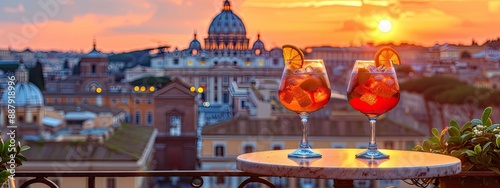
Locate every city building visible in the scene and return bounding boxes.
[149,0,284,112]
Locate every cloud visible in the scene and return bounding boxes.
[242,0,362,8]
[3,4,25,13]
[337,20,370,32]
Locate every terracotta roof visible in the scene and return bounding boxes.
[48,103,124,116]
[23,124,156,161]
[202,113,424,137]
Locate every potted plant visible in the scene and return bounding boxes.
[412,106,500,187]
[0,132,30,187]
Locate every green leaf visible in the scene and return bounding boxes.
[423,141,431,152]
[462,133,474,141]
[450,120,459,130]
[474,144,482,153]
[449,126,460,137]
[431,143,441,150]
[485,118,493,127]
[466,150,477,156]
[428,137,439,144]
[496,137,500,149]
[432,128,439,138]
[488,167,500,174]
[485,124,499,132]
[471,119,482,126]
[0,170,10,184]
[21,145,30,152]
[450,150,464,157]
[481,107,492,124]
[448,136,462,144]
[461,122,472,133]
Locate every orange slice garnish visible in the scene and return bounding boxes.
[282,44,304,69]
[374,46,401,67]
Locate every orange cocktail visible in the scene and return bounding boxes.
[278,60,331,113]
[279,45,331,158]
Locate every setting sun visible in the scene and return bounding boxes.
[378,19,392,33]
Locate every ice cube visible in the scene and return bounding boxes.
[360,92,377,105]
[313,87,330,103]
[370,80,398,98]
[351,85,369,99]
[374,75,384,81]
[300,77,321,91]
[293,87,313,108]
[280,91,294,104]
[304,66,314,73]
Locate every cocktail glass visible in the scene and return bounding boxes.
[278,59,331,158]
[346,60,400,159]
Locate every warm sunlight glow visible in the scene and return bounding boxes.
[378,19,392,33]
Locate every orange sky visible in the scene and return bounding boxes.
[1,0,499,53]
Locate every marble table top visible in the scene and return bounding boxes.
[236,148,461,180]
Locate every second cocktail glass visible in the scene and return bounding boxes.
[346,60,400,159]
[278,59,331,158]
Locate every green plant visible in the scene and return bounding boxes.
[413,106,500,174]
[0,134,30,184]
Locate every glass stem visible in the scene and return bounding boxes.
[299,112,310,149]
[368,115,378,151]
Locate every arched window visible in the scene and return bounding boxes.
[91,64,96,74]
[135,111,141,125]
[169,116,181,136]
[243,145,254,153]
[147,111,153,125]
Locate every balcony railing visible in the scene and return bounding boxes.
[13,170,500,188]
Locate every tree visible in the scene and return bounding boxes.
[460,51,471,59]
[131,76,171,89]
[29,60,45,91]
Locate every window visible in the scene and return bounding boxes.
[91,64,96,74]
[106,178,116,188]
[67,98,73,104]
[173,58,179,65]
[18,116,24,123]
[243,145,254,153]
[200,76,206,83]
[33,116,37,123]
[54,98,59,104]
[135,111,141,124]
[216,176,225,184]
[223,76,228,83]
[146,99,153,104]
[111,98,117,104]
[122,98,128,104]
[169,116,181,136]
[215,145,225,157]
[135,98,141,104]
[125,113,130,123]
[147,111,153,125]
[83,98,89,104]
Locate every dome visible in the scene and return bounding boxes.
[208,0,246,36]
[189,33,202,50]
[252,34,265,50]
[85,39,107,58]
[1,62,44,106]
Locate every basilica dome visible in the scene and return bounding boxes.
[204,0,249,50]
[208,0,246,36]
[1,62,44,107]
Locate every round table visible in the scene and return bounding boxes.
[236,148,461,180]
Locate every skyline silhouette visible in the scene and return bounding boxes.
[1,0,500,52]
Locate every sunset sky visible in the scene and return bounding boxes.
[1,0,500,53]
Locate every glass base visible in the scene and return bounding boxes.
[355,149,389,159]
[288,148,322,158]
